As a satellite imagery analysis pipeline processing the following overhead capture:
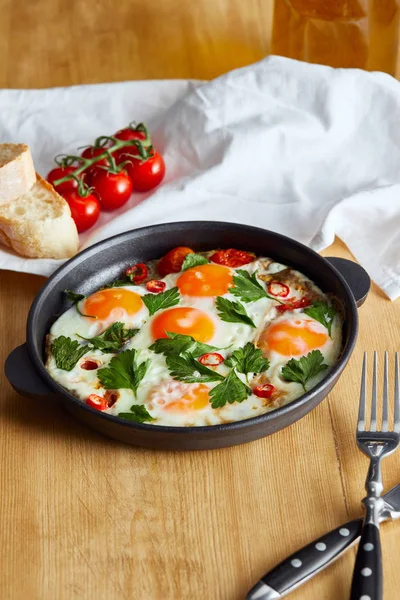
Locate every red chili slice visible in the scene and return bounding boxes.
[86,394,108,411]
[267,281,290,298]
[198,352,224,366]
[104,390,119,407]
[80,359,100,371]
[146,280,166,293]
[276,296,313,313]
[253,383,275,399]
[210,249,255,268]
[125,263,148,284]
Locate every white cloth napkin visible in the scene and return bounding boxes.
[1,56,399,300]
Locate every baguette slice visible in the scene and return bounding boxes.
[0,174,79,259]
[0,143,36,205]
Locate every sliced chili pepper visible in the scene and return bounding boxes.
[104,390,119,407]
[198,352,224,366]
[276,296,313,313]
[210,249,255,268]
[86,394,108,411]
[80,359,100,371]
[146,280,166,293]
[125,263,148,284]
[267,281,290,298]
[253,383,275,399]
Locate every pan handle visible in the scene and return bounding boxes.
[325,257,370,308]
[4,343,55,399]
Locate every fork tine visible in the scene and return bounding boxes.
[382,351,389,432]
[394,352,400,433]
[357,352,367,431]
[370,351,378,432]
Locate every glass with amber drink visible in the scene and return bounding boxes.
[272,0,400,75]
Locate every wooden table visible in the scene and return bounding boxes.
[1,2,400,599]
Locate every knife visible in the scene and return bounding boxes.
[245,483,400,600]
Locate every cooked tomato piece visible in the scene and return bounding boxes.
[253,383,275,399]
[104,390,119,407]
[157,247,194,277]
[276,297,312,313]
[80,359,99,371]
[125,263,148,284]
[198,352,224,366]
[267,281,290,298]
[86,394,108,411]
[146,280,166,293]
[210,249,255,268]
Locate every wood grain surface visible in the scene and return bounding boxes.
[1,1,400,599]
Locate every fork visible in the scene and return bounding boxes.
[350,352,400,600]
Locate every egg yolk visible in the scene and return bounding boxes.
[177,264,233,297]
[83,288,143,321]
[264,319,329,356]
[148,382,210,413]
[151,307,215,342]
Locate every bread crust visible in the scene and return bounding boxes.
[0,144,36,205]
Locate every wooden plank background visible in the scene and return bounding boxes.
[1,1,400,599]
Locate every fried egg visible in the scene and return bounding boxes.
[46,252,343,427]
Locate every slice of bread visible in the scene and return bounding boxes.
[0,143,36,205]
[0,173,79,259]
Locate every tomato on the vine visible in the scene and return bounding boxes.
[81,146,111,182]
[127,151,166,193]
[47,166,79,194]
[62,190,100,233]
[91,169,133,211]
[114,126,149,164]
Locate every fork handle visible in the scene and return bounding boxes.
[350,523,382,600]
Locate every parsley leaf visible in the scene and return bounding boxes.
[149,331,220,358]
[181,253,209,271]
[166,352,224,383]
[102,278,131,289]
[117,405,155,423]
[215,297,256,328]
[281,350,328,392]
[304,301,336,338]
[230,270,280,304]
[209,370,251,409]
[97,349,150,397]
[225,342,269,375]
[52,336,89,371]
[64,289,97,319]
[78,322,138,353]
[142,287,180,316]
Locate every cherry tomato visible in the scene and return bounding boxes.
[126,151,166,193]
[81,146,111,181]
[146,280,166,293]
[114,128,148,163]
[86,394,108,411]
[158,247,194,277]
[80,359,99,371]
[276,296,313,313]
[198,352,224,367]
[267,281,290,298]
[253,384,275,399]
[47,166,79,194]
[210,249,255,268]
[62,190,100,233]
[91,169,133,211]
[125,263,148,284]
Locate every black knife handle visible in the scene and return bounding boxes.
[246,519,363,599]
[350,523,382,600]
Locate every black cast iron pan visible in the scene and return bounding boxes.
[4,222,370,450]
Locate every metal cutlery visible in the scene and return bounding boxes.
[350,352,400,599]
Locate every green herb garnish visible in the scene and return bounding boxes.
[97,349,150,397]
[209,370,251,409]
[64,289,97,319]
[166,352,225,383]
[181,253,209,271]
[281,350,328,392]
[150,331,220,358]
[52,336,89,371]
[117,405,155,423]
[225,342,269,377]
[215,297,256,328]
[78,322,138,353]
[230,270,281,304]
[304,301,336,338]
[142,287,180,316]
[102,278,131,289]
